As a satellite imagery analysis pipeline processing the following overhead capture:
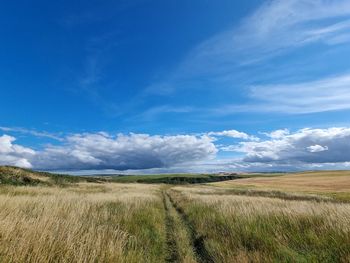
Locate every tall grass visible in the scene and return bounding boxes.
[169,187,350,263]
[0,183,166,263]
[1,180,349,262]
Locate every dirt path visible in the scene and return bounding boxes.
[162,190,198,263]
[163,191,181,262]
[162,190,214,263]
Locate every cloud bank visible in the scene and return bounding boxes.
[234,128,350,164]
[32,133,217,171]
[2,128,350,172]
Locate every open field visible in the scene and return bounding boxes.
[169,185,350,262]
[212,170,350,201]
[0,167,349,262]
[0,183,166,262]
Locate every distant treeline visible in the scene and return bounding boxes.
[134,175,241,184]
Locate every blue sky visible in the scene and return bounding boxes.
[1,0,350,173]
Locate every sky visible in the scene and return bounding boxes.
[1,0,350,174]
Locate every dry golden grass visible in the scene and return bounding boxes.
[1,170,349,262]
[0,183,166,263]
[174,186,350,226]
[169,185,350,262]
[213,170,350,195]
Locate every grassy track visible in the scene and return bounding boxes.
[166,190,214,263]
[162,190,198,263]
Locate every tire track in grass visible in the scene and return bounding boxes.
[162,190,198,263]
[165,191,214,263]
[163,191,180,262]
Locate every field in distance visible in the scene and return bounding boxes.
[101,172,243,184]
[0,166,349,262]
[213,170,350,201]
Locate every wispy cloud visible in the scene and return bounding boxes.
[134,105,194,121]
[75,33,123,116]
[147,0,350,97]
[189,0,350,65]
[212,73,350,114]
[0,126,63,141]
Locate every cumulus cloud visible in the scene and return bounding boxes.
[32,133,217,170]
[307,145,329,153]
[208,130,258,140]
[234,128,350,164]
[264,129,290,139]
[0,135,35,168]
[3,128,350,172]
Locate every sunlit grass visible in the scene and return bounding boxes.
[0,183,166,263]
[0,168,349,262]
[169,186,350,262]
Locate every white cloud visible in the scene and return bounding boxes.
[213,73,350,114]
[3,128,350,172]
[234,127,350,164]
[142,0,350,117]
[0,135,35,168]
[264,129,290,139]
[249,73,350,113]
[307,144,328,153]
[135,105,194,121]
[190,0,350,65]
[0,126,63,141]
[208,130,257,140]
[32,133,217,170]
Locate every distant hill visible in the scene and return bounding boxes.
[0,166,102,186]
[0,166,244,186]
[0,166,291,186]
[107,173,242,184]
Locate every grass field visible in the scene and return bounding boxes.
[0,167,349,262]
[213,170,350,201]
[168,185,350,262]
[0,183,166,262]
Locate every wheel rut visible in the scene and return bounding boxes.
[162,190,213,263]
[163,191,181,262]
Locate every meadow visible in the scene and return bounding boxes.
[0,167,349,262]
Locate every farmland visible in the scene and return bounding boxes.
[0,167,349,262]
